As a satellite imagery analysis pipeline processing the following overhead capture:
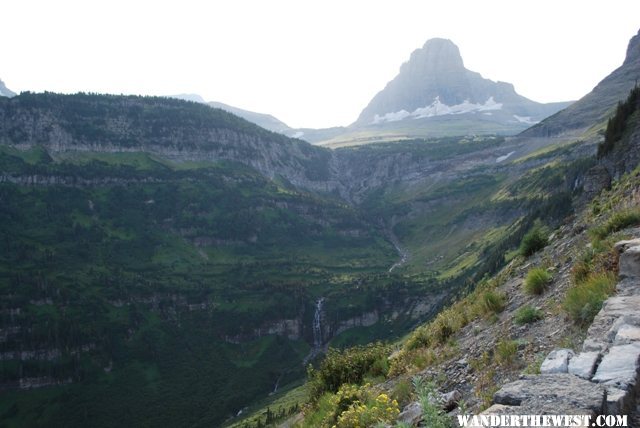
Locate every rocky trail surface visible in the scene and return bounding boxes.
[385,221,640,427]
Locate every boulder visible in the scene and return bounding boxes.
[605,386,632,415]
[619,245,640,279]
[540,349,574,374]
[585,295,640,351]
[493,374,606,414]
[616,277,640,296]
[613,324,640,345]
[592,343,640,389]
[440,389,462,411]
[614,239,640,254]
[582,338,608,353]
[568,352,601,380]
[397,401,422,426]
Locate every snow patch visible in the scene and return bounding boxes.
[292,131,304,138]
[513,115,538,125]
[496,151,516,163]
[373,97,503,124]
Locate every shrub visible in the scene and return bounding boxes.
[321,384,365,427]
[571,260,592,284]
[326,385,400,428]
[307,342,391,401]
[495,339,518,366]
[404,306,467,351]
[481,290,506,314]
[514,305,543,325]
[392,378,413,407]
[519,224,548,257]
[524,267,552,295]
[468,352,497,410]
[564,272,616,326]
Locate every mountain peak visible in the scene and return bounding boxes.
[624,28,640,66]
[353,38,567,130]
[399,38,464,80]
[0,79,16,98]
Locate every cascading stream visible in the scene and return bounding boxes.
[312,298,324,349]
[303,297,326,365]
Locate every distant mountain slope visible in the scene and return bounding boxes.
[345,38,571,140]
[0,78,16,97]
[0,92,337,191]
[207,100,293,135]
[170,94,346,143]
[522,28,640,137]
[168,93,294,135]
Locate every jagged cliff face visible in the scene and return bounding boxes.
[352,38,570,134]
[0,93,574,205]
[0,93,341,193]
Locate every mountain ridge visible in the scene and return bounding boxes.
[521,28,640,137]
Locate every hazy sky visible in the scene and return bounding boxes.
[2,1,639,128]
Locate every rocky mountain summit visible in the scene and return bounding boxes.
[351,38,570,136]
[0,78,16,97]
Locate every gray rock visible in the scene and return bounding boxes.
[614,324,640,345]
[397,401,422,426]
[474,405,591,428]
[568,352,601,380]
[585,295,640,352]
[592,343,640,389]
[616,277,640,296]
[480,404,517,415]
[540,349,574,374]
[606,386,631,415]
[493,374,606,414]
[440,390,462,411]
[582,338,608,353]
[619,246,640,279]
[614,239,640,254]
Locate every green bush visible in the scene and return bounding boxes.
[524,267,552,295]
[481,290,506,314]
[519,224,548,257]
[307,342,391,401]
[589,208,640,241]
[392,378,413,407]
[564,272,616,326]
[571,260,592,284]
[514,305,543,325]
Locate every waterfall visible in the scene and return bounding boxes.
[272,374,282,394]
[312,298,324,348]
[302,297,326,365]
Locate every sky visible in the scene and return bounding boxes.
[2,1,639,129]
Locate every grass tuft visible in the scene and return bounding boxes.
[481,290,506,315]
[495,339,518,366]
[524,267,552,295]
[514,305,544,325]
[564,272,616,326]
[589,208,640,242]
